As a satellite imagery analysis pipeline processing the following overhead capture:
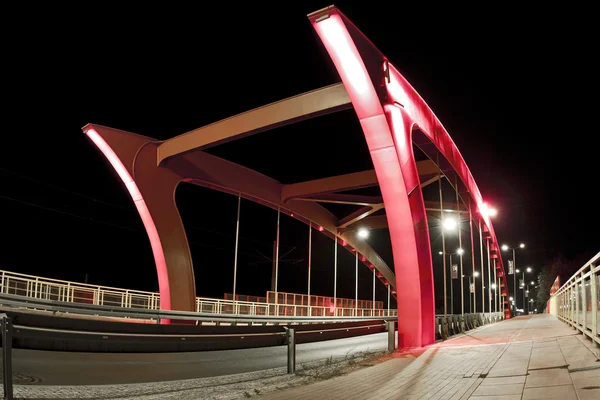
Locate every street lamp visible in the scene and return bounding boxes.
[443,218,457,231]
[357,227,369,239]
[464,271,479,313]
[515,267,533,315]
[441,248,463,314]
[502,243,526,314]
[354,227,371,317]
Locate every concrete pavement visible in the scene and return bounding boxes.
[259,315,600,400]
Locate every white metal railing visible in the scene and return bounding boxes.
[0,269,397,318]
[550,252,599,346]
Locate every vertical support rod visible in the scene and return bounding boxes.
[333,232,338,314]
[523,270,527,315]
[438,158,447,317]
[372,267,376,315]
[286,328,296,374]
[355,252,358,316]
[386,320,395,352]
[590,263,597,339]
[479,219,485,314]
[455,176,464,317]
[513,248,517,313]
[450,254,454,314]
[469,276,473,313]
[307,222,312,317]
[387,284,390,315]
[232,194,241,313]
[2,314,13,400]
[486,238,492,317]
[274,207,280,311]
[469,202,476,313]
[493,258,498,313]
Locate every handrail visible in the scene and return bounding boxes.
[0,268,397,318]
[0,293,395,325]
[549,251,599,346]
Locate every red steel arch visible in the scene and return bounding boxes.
[82,7,508,344]
[309,6,508,348]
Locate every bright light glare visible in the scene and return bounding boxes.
[509,296,513,301]
[439,251,443,255]
[516,269,520,273]
[526,267,532,273]
[519,243,525,248]
[491,283,496,289]
[357,227,369,239]
[480,203,497,218]
[442,218,457,230]
[457,248,464,255]
[501,244,509,251]
[531,281,535,285]
[474,271,480,277]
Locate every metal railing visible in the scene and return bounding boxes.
[550,252,599,346]
[435,312,504,340]
[0,269,397,318]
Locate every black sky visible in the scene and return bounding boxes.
[2,2,598,311]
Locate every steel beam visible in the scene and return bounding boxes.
[157,83,352,164]
[341,215,388,232]
[282,170,378,202]
[291,193,382,206]
[282,160,438,203]
[337,204,384,229]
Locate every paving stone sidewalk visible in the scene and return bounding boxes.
[258,315,600,400]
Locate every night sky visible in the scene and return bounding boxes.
[3,2,597,313]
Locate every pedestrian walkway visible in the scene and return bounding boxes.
[259,315,600,400]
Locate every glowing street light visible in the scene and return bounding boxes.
[474,271,480,277]
[357,227,369,239]
[457,248,464,255]
[481,203,498,218]
[526,267,532,273]
[503,243,526,314]
[442,218,457,230]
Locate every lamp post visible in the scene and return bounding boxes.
[440,248,463,314]
[356,228,369,317]
[491,283,497,312]
[464,271,480,313]
[515,266,532,315]
[501,243,525,315]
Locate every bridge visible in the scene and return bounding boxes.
[79,5,510,348]
[1,5,597,400]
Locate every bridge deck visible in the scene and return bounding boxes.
[7,315,599,399]
[263,315,599,400]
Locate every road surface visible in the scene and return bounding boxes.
[8,332,390,385]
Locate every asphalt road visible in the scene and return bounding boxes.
[7,332,390,385]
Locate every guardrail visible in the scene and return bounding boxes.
[0,269,396,318]
[550,252,599,346]
[0,301,395,400]
[435,312,505,340]
[0,293,394,326]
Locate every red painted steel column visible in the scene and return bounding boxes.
[310,12,435,347]
[82,125,196,315]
